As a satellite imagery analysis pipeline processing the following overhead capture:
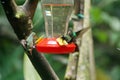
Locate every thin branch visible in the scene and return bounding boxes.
[64,52,79,80]
[1,0,31,40]
[1,0,17,17]
[76,0,96,80]
[26,48,59,80]
[23,0,39,19]
[1,0,59,80]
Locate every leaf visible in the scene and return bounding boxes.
[98,0,117,8]
[96,68,111,80]
[23,54,42,80]
[110,66,120,80]
[109,32,120,46]
[90,7,103,24]
[93,29,108,43]
[102,13,120,32]
[33,2,45,35]
[15,0,25,5]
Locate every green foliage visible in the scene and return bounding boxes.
[32,2,45,36]
[96,68,111,80]
[91,7,103,24]
[110,66,120,80]
[0,40,24,80]
[93,29,108,43]
[91,0,120,80]
[15,0,25,5]
[0,0,120,80]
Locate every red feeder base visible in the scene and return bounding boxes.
[35,38,76,54]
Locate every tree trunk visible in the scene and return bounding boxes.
[76,0,96,80]
[65,0,96,80]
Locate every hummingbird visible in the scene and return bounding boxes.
[56,26,90,52]
[56,23,90,46]
[61,27,90,43]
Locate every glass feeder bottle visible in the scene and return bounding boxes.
[41,0,74,38]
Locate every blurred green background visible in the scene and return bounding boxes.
[0,0,120,80]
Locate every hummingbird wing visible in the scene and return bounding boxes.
[76,27,90,38]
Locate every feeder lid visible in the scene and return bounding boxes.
[35,38,76,54]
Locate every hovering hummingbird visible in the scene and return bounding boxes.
[56,26,90,46]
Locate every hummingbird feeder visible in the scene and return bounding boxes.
[36,0,76,54]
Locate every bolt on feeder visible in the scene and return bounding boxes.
[36,0,76,54]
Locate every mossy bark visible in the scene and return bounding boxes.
[65,0,96,80]
[76,0,96,80]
